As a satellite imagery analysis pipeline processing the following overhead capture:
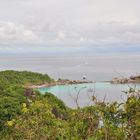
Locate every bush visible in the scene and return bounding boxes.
[0,70,140,139]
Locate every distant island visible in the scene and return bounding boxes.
[111,74,140,84]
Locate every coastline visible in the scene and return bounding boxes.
[29,79,93,89]
[28,78,140,90]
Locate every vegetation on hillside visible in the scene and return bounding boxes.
[0,70,52,134]
[0,70,52,86]
[0,70,140,139]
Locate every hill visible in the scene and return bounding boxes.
[0,70,139,139]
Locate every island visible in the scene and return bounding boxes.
[111,74,140,84]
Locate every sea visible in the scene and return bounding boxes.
[0,46,140,107]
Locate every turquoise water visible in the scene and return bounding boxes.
[38,82,140,108]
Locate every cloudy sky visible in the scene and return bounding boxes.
[0,0,140,52]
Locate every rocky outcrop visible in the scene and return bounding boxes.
[111,74,140,84]
[56,78,92,85]
[130,75,140,81]
[111,77,128,84]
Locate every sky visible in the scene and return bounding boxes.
[0,0,140,53]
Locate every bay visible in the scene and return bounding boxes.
[38,82,140,108]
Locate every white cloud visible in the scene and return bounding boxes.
[0,22,41,45]
[0,0,140,46]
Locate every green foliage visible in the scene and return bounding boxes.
[2,92,140,140]
[0,70,140,139]
[3,99,70,140]
[0,70,53,134]
[0,70,53,87]
[0,85,26,132]
[43,93,67,110]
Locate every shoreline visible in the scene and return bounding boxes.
[29,80,140,89]
[28,76,140,89]
[29,79,94,89]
